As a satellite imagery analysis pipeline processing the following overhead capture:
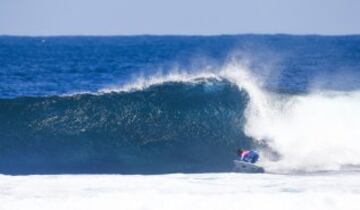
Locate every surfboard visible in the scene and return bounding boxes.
[233,160,265,173]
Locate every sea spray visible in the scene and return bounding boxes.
[219,63,360,172]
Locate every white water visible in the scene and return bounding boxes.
[244,90,360,172]
[0,173,359,210]
[220,63,360,172]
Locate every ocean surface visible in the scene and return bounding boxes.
[1,35,360,174]
[1,35,360,209]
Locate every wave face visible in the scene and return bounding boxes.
[0,79,252,174]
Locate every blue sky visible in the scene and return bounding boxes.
[1,0,359,35]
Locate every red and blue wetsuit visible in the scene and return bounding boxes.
[240,150,259,164]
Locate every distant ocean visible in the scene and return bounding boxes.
[1,35,360,174]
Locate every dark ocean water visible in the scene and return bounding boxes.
[1,35,360,174]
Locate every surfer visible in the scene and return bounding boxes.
[237,149,259,164]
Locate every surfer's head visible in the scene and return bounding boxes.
[237,149,243,156]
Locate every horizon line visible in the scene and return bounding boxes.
[1,33,360,38]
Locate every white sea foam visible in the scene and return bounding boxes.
[219,62,360,172]
[245,90,360,172]
[221,63,360,172]
[0,173,359,210]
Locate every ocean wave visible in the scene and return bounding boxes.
[1,62,360,174]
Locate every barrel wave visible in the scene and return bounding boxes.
[0,79,252,174]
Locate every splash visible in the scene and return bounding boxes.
[219,62,360,173]
[245,90,360,172]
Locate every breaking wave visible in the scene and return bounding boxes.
[1,62,359,174]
